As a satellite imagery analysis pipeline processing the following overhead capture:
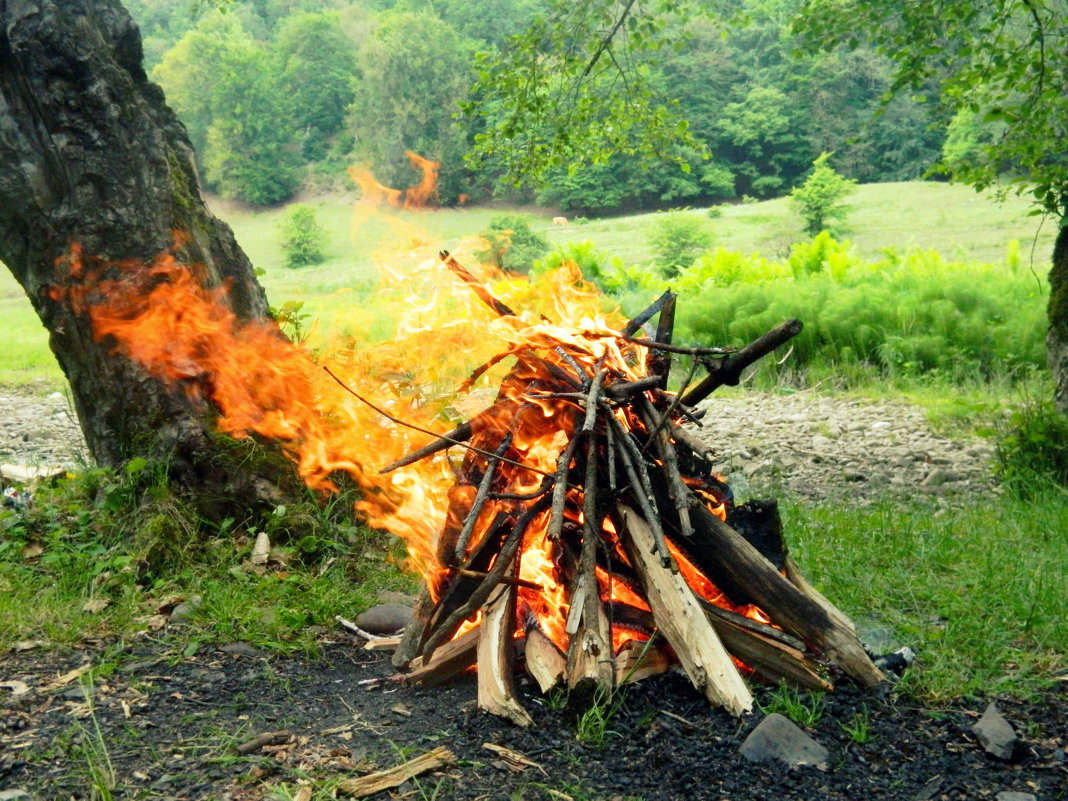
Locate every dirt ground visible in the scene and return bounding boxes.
[1,634,1065,801]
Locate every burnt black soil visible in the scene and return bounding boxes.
[2,637,1065,801]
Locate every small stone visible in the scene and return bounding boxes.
[169,595,203,624]
[0,789,32,800]
[921,468,952,487]
[355,603,413,635]
[973,702,1017,760]
[996,793,1037,801]
[218,642,265,658]
[740,713,829,770]
[843,470,867,482]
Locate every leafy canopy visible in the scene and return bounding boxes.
[795,0,1068,216]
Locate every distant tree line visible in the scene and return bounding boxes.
[126,0,971,212]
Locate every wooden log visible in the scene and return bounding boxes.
[699,600,805,652]
[478,583,534,727]
[619,505,754,715]
[646,291,676,380]
[784,554,858,634]
[615,637,673,685]
[605,412,670,565]
[680,318,803,407]
[524,627,566,693]
[727,499,787,571]
[637,396,693,540]
[392,588,436,668]
[688,504,883,687]
[703,612,832,691]
[604,375,664,400]
[402,626,480,686]
[566,438,615,693]
[336,746,456,798]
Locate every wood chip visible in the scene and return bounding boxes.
[482,743,546,775]
[49,664,92,689]
[336,746,456,798]
[0,680,30,696]
[234,730,293,755]
[250,531,271,565]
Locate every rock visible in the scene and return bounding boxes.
[355,603,413,635]
[996,793,1037,801]
[921,468,952,487]
[0,789,32,800]
[972,702,1017,760]
[169,595,203,624]
[218,642,265,658]
[739,713,829,770]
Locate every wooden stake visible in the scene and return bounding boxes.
[478,583,534,726]
[566,437,615,692]
[619,505,754,716]
[401,626,480,686]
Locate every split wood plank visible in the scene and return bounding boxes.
[620,505,754,715]
[477,584,533,727]
[336,746,456,798]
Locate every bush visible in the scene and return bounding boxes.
[476,214,549,274]
[995,400,1068,498]
[789,153,856,236]
[647,211,715,277]
[280,204,328,268]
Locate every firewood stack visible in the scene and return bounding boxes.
[386,252,884,726]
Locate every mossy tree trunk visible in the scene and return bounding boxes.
[0,0,303,517]
[1049,222,1068,413]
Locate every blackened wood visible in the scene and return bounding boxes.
[420,496,552,659]
[670,424,716,463]
[605,412,670,566]
[440,250,517,317]
[547,428,583,542]
[478,583,533,726]
[566,437,615,691]
[392,588,436,668]
[622,290,674,337]
[458,568,543,592]
[637,396,693,540]
[704,613,832,691]
[619,506,753,715]
[679,319,803,407]
[698,599,805,651]
[604,376,664,400]
[647,291,676,379]
[379,421,473,474]
[688,504,884,687]
[454,434,513,561]
[727,499,787,570]
[625,338,732,357]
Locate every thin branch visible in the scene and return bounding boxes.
[322,366,553,478]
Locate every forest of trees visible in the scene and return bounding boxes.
[125,0,960,213]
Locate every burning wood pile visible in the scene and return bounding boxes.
[378,253,883,725]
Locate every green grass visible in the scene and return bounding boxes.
[0,181,1053,384]
[0,465,413,654]
[784,492,1068,702]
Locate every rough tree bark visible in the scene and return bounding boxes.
[0,0,302,515]
[1049,223,1068,413]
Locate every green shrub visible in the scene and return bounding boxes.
[995,400,1068,498]
[279,204,328,268]
[614,233,1047,383]
[476,214,549,274]
[789,153,856,235]
[647,210,715,277]
[533,240,607,283]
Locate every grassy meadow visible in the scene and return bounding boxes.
[0,180,1054,385]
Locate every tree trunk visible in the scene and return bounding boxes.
[1048,221,1068,413]
[0,0,302,516]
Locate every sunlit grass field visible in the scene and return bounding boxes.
[0,181,1055,385]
